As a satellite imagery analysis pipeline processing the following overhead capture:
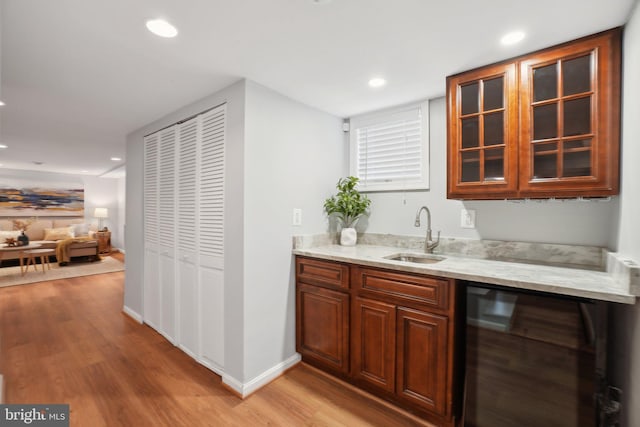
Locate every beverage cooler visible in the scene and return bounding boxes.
[463,282,616,427]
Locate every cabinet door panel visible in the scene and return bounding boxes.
[396,307,448,415]
[519,29,620,197]
[178,254,198,358]
[160,250,176,343]
[296,283,350,374]
[200,266,224,373]
[143,247,161,332]
[447,62,519,199]
[352,297,396,393]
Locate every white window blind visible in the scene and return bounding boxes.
[350,102,429,191]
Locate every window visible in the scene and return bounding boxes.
[349,102,429,192]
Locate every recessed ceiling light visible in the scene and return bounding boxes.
[0,100,5,107]
[0,144,7,149]
[146,19,178,38]
[81,170,89,173]
[311,0,332,4]
[368,77,387,88]
[33,161,43,165]
[111,157,122,161]
[501,31,525,46]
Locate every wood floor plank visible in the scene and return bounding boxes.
[1,258,433,426]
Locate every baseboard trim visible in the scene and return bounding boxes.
[222,353,301,398]
[122,306,143,323]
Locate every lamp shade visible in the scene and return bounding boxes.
[94,207,108,218]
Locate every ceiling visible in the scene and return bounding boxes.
[0,0,635,176]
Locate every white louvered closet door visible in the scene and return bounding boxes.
[158,126,177,343]
[198,104,226,372]
[142,103,226,374]
[143,132,161,331]
[176,117,199,358]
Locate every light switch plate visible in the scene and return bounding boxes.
[461,208,476,229]
[292,208,302,226]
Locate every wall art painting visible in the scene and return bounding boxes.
[0,178,84,217]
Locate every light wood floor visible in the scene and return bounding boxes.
[0,252,429,427]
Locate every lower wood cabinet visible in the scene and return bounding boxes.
[396,307,449,415]
[296,282,350,375]
[352,297,396,393]
[296,256,460,426]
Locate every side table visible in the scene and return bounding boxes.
[95,231,112,254]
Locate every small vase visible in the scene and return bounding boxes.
[340,227,357,246]
[18,230,29,246]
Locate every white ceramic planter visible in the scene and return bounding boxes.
[340,227,357,246]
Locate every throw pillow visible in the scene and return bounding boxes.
[73,223,90,237]
[43,226,75,241]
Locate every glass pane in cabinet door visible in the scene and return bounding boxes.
[563,55,591,96]
[533,141,558,155]
[563,139,592,177]
[533,103,558,140]
[462,117,479,148]
[564,139,591,150]
[461,151,480,182]
[533,63,558,101]
[483,112,503,146]
[533,153,558,179]
[564,97,591,136]
[461,82,479,115]
[484,148,504,181]
[483,77,503,111]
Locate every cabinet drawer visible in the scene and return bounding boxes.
[296,257,349,289]
[354,267,449,310]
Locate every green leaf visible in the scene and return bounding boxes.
[324,176,371,227]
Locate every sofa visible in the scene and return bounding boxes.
[0,218,99,263]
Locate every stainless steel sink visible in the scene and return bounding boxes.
[384,253,445,264]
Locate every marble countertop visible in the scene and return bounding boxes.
[293,243,637,304]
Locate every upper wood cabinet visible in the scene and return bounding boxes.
[447,28,621,199]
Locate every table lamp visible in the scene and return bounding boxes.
[94,207,108,231]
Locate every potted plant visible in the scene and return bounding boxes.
[324,176,371,246]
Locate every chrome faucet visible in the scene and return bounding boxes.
[415,206,440,253]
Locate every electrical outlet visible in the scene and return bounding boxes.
[292,208,302,226]
[460,208,476,229]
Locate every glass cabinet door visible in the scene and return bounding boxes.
[519,30,620,197]
[526,55,593,180]
[447,63,518,199]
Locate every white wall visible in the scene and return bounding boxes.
[83,175,119,240]
[610,2,640,425]
[364,97,619,248]
[242,80,346,382]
